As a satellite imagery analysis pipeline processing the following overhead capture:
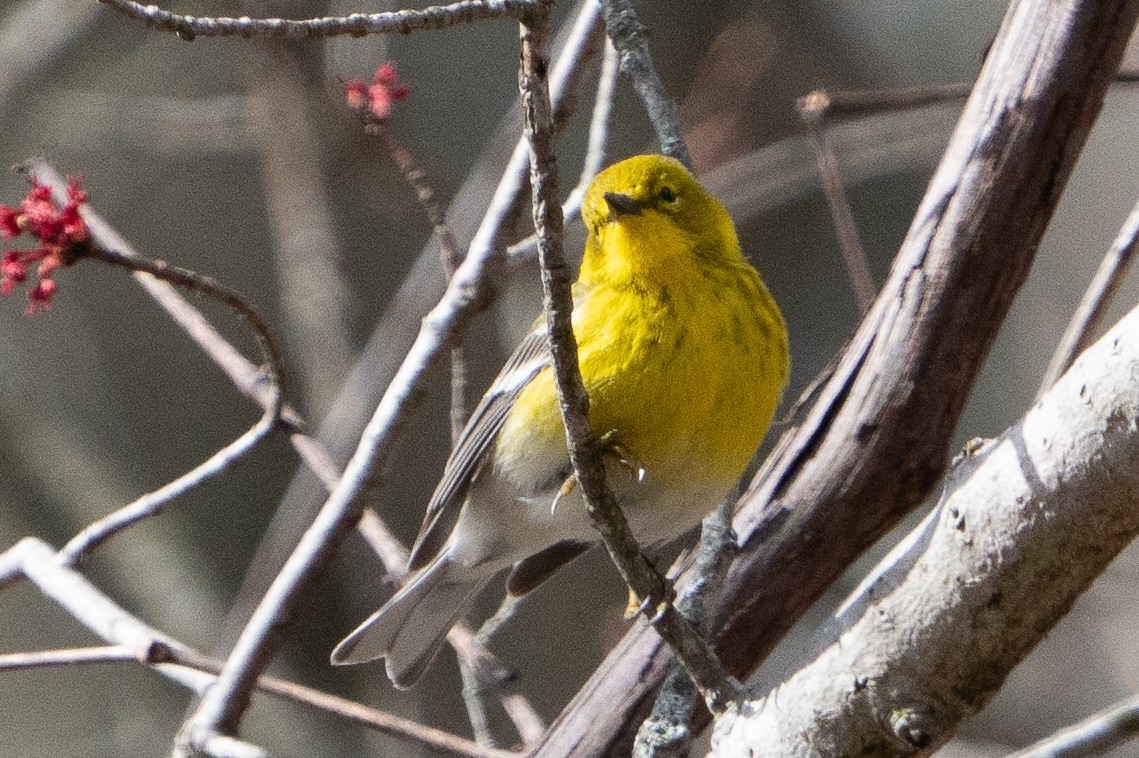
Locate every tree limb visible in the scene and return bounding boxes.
[710,297,1139,756]
[533,0,1139,753]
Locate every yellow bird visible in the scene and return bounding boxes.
[332,154,790,687]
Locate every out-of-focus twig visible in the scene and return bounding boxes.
[599,0,690,167]
[249,42,354,417]
[371,123,471,440]
[1038,193,1139,395]
[0,538,516,758]
[1004,692,1139,758]
[798,90,876,314]
[561,39,619,224]
[0,645,138,671]
[98,0,552,42]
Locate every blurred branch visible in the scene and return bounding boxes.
[562,39,618,224]
[1005,692,1139,758]
[368,121,470,440]
[599,0,689,166]
[249,42,354,416]
[1038,193,1139,395]
[0,645,138,671]
[0,539,515,758]
[533,0,1139,753]
[14,161,285,563]
[98,0,552,42]
[798,90,876,314]
[712,301,1139,755]
[0,0,102,117]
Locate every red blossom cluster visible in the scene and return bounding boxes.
[344,62,412,122]
[0,180,89,314]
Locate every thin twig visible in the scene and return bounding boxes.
[164,647,521,758]
[368,122,497,739]
[1004,692,1139,758]
[0,539,516,758]
[0,645,139,671]
[799,90,876,314]
[599,0,690,167]
[59,411,277,564]
[634,494,740,756]
[13,162,286,564]
[98,0,551,41]
[372,125,471,440]
[562,39,619,224]
[520,12,741,714]
[802,82,973,121]
[459,659,498,748]
[1038,194,1139,395]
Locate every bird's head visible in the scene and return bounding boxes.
[579,155,742,286]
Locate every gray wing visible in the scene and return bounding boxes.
[407,325,550,571]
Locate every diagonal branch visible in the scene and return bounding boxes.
[599,0,689,167]
[534,0,1139,753]
[712,298,1139,755]
[0,538,516,758]
[1038,193,1139,395]
[1005,692,1139,758]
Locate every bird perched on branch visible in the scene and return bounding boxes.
[332,154,790,688]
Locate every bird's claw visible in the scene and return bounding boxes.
[598,430,647,484]
[550,474,578,515]
[624,586,673,622]
[550,431,646,515]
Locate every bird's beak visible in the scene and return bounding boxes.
[603,192,643,221]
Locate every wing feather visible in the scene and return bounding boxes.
[407,325,550,570]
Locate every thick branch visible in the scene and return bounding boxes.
[535,0,1139,753]
[711,300,1139,756]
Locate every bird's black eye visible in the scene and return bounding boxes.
[659,186,678,203]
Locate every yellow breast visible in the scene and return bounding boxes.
[497,256,787,496]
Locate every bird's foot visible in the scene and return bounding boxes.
[598,430,647,484]
[624,585,674,622]
[549,431,646,515]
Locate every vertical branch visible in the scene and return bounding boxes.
[634,494,740,756]
[519,7,740,714]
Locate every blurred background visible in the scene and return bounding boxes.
[1,0,1138,755]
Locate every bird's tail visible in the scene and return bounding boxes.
[331,555,498,688]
